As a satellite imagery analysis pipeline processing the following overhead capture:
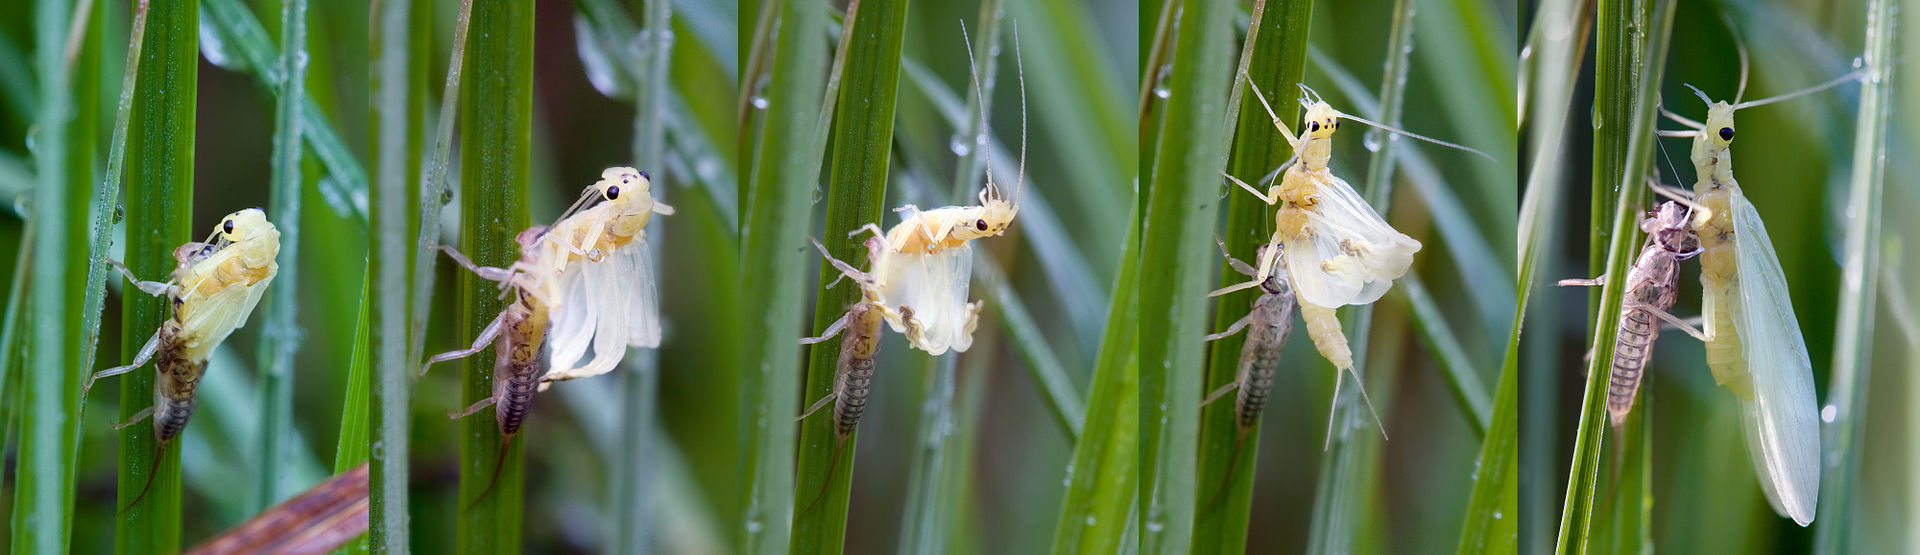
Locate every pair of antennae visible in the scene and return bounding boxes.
[959,19,1025,208]
[1240,70,1496,162]
[1662,15,1864,132]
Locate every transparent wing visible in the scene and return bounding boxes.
[575,252,631,377]
[1728,193,1821,526]
[177,281,255,358]
[548,257,598,372]
[877,244,975,355]
[625,239,662,348]
[232,265,277,330]
[1285,174,1421,308]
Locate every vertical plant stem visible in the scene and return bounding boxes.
[1192,1,1311,550]
[1138,0,1234,549]
[789,0,906,551]
[12,0,82,552]
[117,0,198,550]
[1815,0,1894,551]
[371,0,429,548]
[252,0,308,513]
[1555,1,1675,553]
[613,0,674,551]
[1048,200,1139,555]
[454,0,533,551]
[737,0,828,551]
[334,268,372,555]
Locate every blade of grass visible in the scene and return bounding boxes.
[737,0,829,550]
[1555,1,1675,553]
[1814,0,1893,550]
[333,267,372,554]
[250,0,308,514]
[201,0,368,223]
[1138,0,1234,549]
[454,0,534,550]
[1048,198,1139,555]
[114,0,198,548]
[11,0,82,551]
[371,0,432,549]
[788,0,905,551]
[1455,294,1518,554]
[1191,0,1310,550]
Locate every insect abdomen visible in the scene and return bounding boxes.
[153,324,205,444]
[1609,308,1657,426]
[834,303,884,439]
[1237,301,1292,432]
[1299,302,1351,370]
[496,307,547,437]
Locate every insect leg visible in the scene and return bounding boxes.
[1659,107,1705,130]
[1251,239,1284,287]
[109,406,156,430]
[87,332,162,392]
[418,312,507,379]
[802,313,850,345]
[893,205,940,250]
[106,257,175,297]
[796,392,838,422]
[652,199,676,216]
[1204,313,1255,342]
[1210,278,1265,297]
[1222,172,1278,206]
[809,237,875,289]
[1213,236,1257,277]
[1556,274,1608,287]
[449,396,498,419]
[1646,306,1711,343]
[433,245,515,282]
[1202,382,1240,406]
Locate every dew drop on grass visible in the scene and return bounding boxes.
[950,136,971,157]
[752,96,770,109]
[1821,404,1836,423]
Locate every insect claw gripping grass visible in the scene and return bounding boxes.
[90,208,281,511]
[420,226,555,508]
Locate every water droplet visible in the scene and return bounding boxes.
[746,520,762,533]
[1821,404,1837,422]
[1084,516,1097,526]
[1853,57,1865,69]
[1362,132,1383,152]
[1493,510,1503,520]
[695,157,721,182]
[1154,86,1170,99]
[950,136,972,156]
[1146,521,1163,532]
[198,13,247,71]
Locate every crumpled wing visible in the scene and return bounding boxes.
[1285,173,1421,308]
[233,263,277,330]
[876,244,976,355]
[177,280,256,361]
[1728,192,1821,526]
[549,254,604,375]
[624,238,662,348]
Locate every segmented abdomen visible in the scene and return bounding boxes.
[1608,308,1657,426]
[1299,301,1351,370]
[1236,299,1293,432]
[834,303,884,439]
[153,325,205,444]
[495,306,547,437]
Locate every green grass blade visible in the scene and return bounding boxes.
[1191,0,1311,550]
[201,0,368,223]
[1137,0,1234,549]
[789,0,906,551]
[333,267,372,554]
[1048,199,1139,555]
[1814,0,1894,550]
[11,0,86,551]
[113,0,199,549]
[737,0,829,551]
[1456,310,1519,554]
[1554,1,1675,553]
[454,0,533,550]
[370,0,430,549]
[250,0,308,514]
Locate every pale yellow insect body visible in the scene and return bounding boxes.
[536,167,675,385]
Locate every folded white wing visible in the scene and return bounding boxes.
[1728,192,1821,526]
[178,280,258,361]
[1285,174,1421,308]
[875,244,976,355]
[547,242,661,380]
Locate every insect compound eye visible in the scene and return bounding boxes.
[1718,127,1734,141]
[605,185,621,200]
[223,220,234,234]
[1308,121,1320,132]
[638,170,650,180]
[975,219,988,231]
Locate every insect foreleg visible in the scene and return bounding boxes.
[1646,306,1710,343]
[801,313,850,345]
[1203,382,1240,406]
[809,237,875,289]
[1222,172,1279,206]
[894,204,940,251]
[1556,275,1607,287]
[88,332,162,392]
[434,245,516,282]
[652,200,676,216]
[418,311,507,379]
[1210,278,1266,297]
[796,392,838,422]
[1251,239,1283,287]
[106,258,175,297]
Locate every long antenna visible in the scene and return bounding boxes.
[1733,69,1862,110]
[1333,109,1497,162]
[1724,13,1752,104]
[1013,20,1026,208]
[960,20,996,202]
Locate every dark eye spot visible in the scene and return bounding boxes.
[1719,127,1734,141]
[223,220,234,234]
[638,170,650,180]
[1308,121,1319,132]
[975,219,988,231]
[606,185,620,200]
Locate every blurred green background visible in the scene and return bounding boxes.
[1523,0,1919,552]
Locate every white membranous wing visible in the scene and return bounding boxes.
[1285,173,1421,308]
[877,243,976,355]
[1728,192,1821,526]
[625,236,663,347]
